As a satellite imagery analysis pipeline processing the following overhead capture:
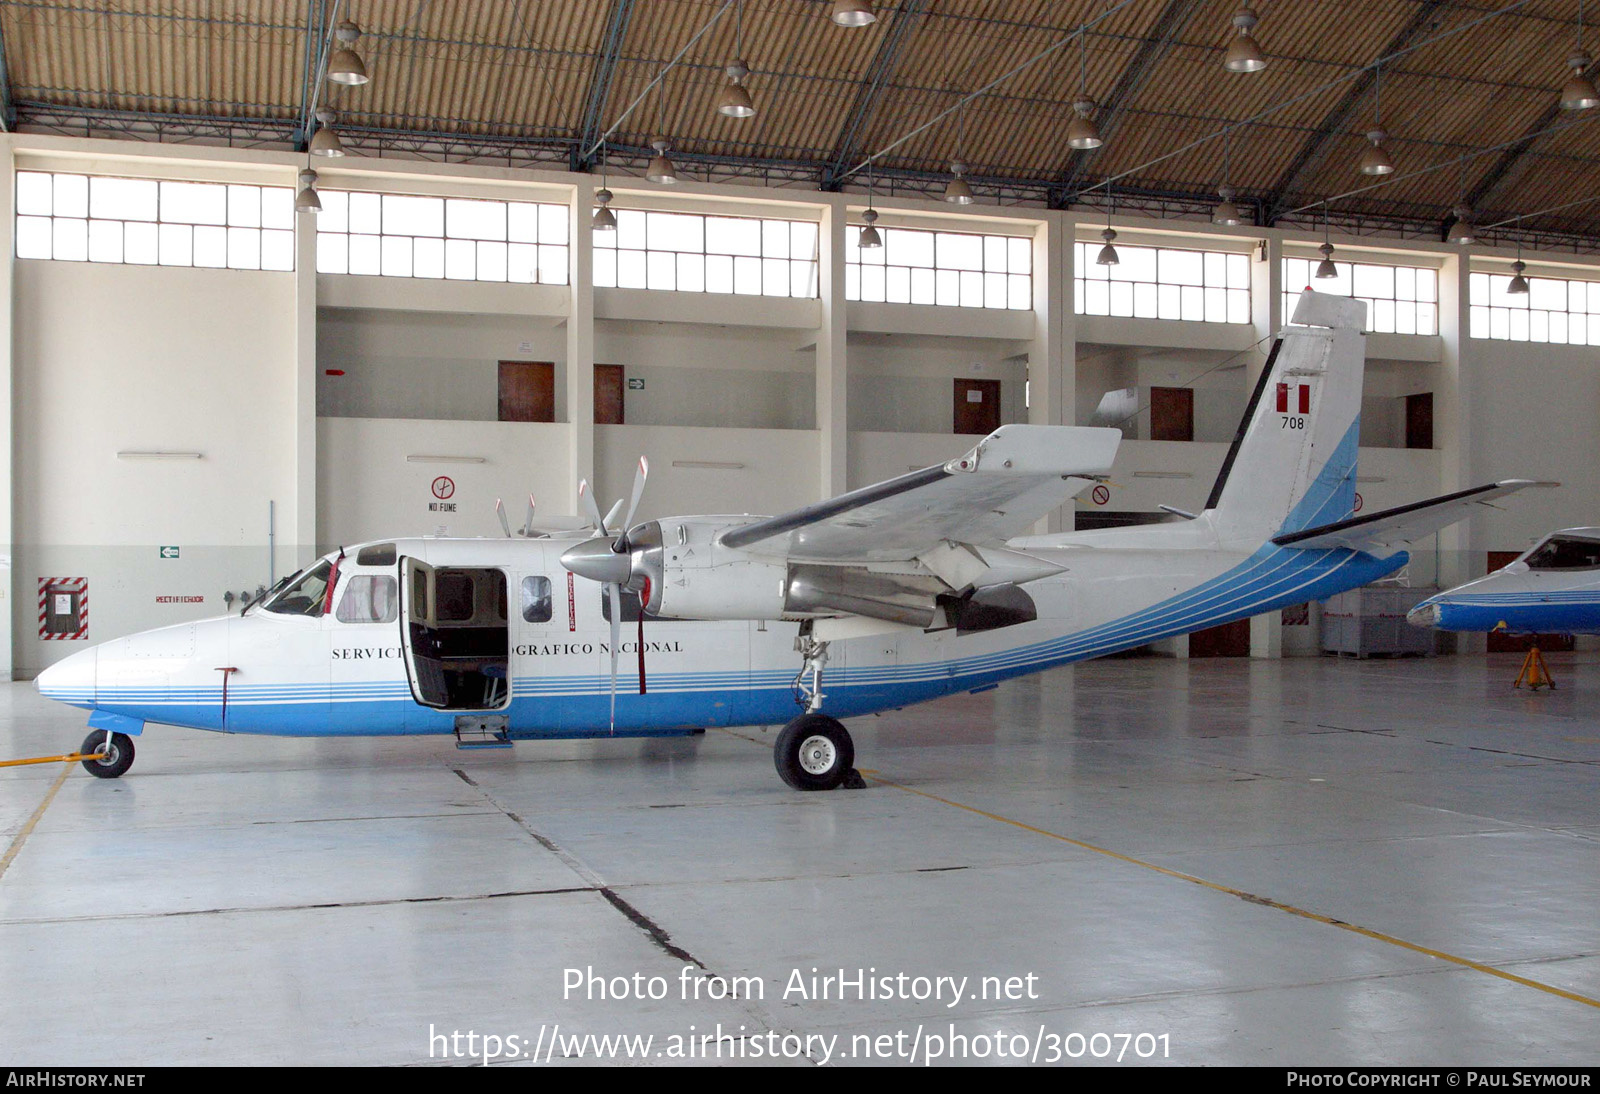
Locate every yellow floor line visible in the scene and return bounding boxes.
[864,771,1600,1011]
[0,763,72,883]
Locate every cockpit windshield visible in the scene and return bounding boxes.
[261,559,335,616]
[1523,535,1600,572]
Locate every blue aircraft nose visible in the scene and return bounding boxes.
[36,645,96,707]
[1406,599,1442,628]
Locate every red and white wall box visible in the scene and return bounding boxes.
[39,577,88,640]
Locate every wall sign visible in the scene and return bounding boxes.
[628,378,645,390]
[159,545,180,559]
[1090,484,1111,506]
[39,577,88,640]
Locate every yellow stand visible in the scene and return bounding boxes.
[1513,645,1556,691]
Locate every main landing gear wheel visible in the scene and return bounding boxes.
[774,713,857,791]
[80,730,134,779]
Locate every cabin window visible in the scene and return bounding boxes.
[336,575,397,624]
[1524,536,1600,572]
[521,577,553,623]
[356,543,396,567]
[262,560,334,617]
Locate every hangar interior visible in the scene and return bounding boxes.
[2,0,1600,1067]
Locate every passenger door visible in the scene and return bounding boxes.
[399,557,449,708]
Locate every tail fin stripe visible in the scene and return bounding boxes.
[1205,338,1282,512]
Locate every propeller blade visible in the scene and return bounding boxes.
[621,456,650,535]
[637,590,648,695]
[495,498,511,538]
[521,494,536,538]
[578,479,607,535]
[602,498,626,536]
[607,582,622,733]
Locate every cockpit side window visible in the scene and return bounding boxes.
[336,575,398,624]
[1524,536,1600,571]
[262,560,334,617]
[521,576,553,623]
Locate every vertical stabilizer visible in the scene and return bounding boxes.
[1206,290,1368,547]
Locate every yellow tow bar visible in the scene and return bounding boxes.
[0,751,107,769]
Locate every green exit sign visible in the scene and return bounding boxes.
[159,546,180,559]
[627,378,645,390]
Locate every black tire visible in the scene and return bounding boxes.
[80,730,134,779]
[774,713,854,791]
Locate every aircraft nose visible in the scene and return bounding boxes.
[1406,600,1442,628]
[36,645,96,705]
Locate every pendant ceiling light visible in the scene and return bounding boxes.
[718,61,756,117]
[1562,0,1599,109]
[326,20,369,86]
[717,3,756,118]
[1359,64,1394,175]
[831,0,875,27]
[646,79,678,184]
[945,162,975,204]
[1212,187,1242,226]
[859,207,882,249]
[1096,194,1118,266]
[593,143,618,230]
[1066,30,1103,150]
[1447,204,1476,245]
[1096,226,1119,266]
[1223,6,1267,73]
[646,138,679,184]
[1315,206,1338,278]
[945,100,974,204]
[309,109,345,157]
[1508,220,1530,293]
[294,168,321,213]
[860,170,883,248]
[593,189,618,230]
[1212,130,1242,225]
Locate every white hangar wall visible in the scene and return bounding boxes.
[6,134,1599,675]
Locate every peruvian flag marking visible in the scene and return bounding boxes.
[1276,382,1312,414]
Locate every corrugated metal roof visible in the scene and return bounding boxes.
[0,0,1597,236]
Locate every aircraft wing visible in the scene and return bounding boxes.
[719,424,1122,563]
[1271,479,1554,552]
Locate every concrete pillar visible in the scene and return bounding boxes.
[1433,251,1481,651]
[1030,212,1074,533]
[816,197,848,499]
[0,139,14,677]
[567,179,596,510]
[1250,235,1284,658]
[293,172,318,566]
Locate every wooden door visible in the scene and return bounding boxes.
[954,378,1000,435]
[1151,386,1195,442]
[1189,618,1251,657]
[1405,392,1433,450]
[1484,550,1575,652]
[595,364,625,425]
[498,361,555,423]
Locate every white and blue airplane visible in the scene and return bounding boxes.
[37,291,1541,790]
[1408,529,1600,636]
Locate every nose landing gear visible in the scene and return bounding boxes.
[80,730,135,779]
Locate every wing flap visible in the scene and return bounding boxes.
[720,424,1121,562]
[1272,480,1554,552]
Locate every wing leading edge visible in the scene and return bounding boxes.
[719,424,1122,563]
[1271,479,1555,553]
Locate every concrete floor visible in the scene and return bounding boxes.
[3,652,1599,1067]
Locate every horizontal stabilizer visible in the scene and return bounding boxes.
[1272,480,1555,552]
